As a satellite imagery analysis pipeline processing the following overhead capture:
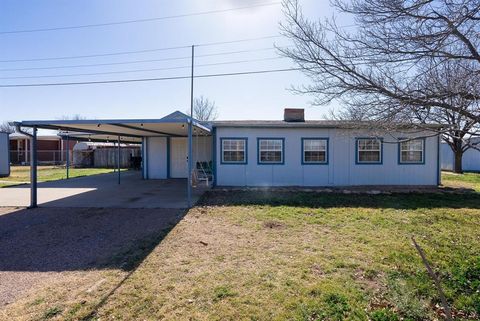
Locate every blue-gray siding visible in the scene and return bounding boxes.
[215,127,439,186]
[441,142,480,172]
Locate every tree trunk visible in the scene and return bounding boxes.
[454,150,463,173]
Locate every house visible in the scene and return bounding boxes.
[13,108,441,207]
[128,110,439,187]
[212,109,441,187]
[441,138,480,172]
[9,132,75,165]
[17,108,441,186]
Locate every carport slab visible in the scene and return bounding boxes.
[0,171,208,208]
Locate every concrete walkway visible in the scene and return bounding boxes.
[0,171,208,208]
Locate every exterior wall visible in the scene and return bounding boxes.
[215,127,439,187]
[0,133,10,177]
[145,136,212,179]
[441,142,480,172]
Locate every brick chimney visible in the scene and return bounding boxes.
[283,108,305,122]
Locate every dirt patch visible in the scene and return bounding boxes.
[0,206,184,313]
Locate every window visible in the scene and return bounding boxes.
[302,138,328,164]
[399,139,424,164]
[258,138,284,164]
[357,138,382,164]
[221,138,247,164]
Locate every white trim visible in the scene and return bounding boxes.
[221,139,246,163]
[357,138,382,163]
[400,139,424,163]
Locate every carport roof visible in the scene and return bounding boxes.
[12,111,211,142]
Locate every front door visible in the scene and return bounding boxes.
[170,138,188,178]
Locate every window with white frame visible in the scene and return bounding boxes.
[357,138,382,163]
[221,139,246,163]
[258,139,283,164]
[303,139,327,163]
[400,139,424,163]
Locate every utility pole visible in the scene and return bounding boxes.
[187,45,194,208]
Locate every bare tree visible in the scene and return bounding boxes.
[58,114,86,120]
[189,96,219,121]
[279,0,480,134]
[0,121,15,134]
[413,59,480,172]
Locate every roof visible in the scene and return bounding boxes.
[212,120,443,129]
[12,111,211,143]
[9,132,60,140]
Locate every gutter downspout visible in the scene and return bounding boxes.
[14,124,37,208]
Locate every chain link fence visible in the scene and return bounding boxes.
[10,150,73,166]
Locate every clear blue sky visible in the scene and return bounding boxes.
[0,0,346,125]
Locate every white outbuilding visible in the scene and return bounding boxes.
[0,132,9,177]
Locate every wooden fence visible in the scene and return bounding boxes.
[92,148,140,168]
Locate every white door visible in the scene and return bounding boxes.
[170,138,188,178]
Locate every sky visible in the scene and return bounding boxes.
[0,0,349,128]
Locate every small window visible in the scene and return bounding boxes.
[303,138,328,164]
[221,138,247,164]
[258,138,283,164]
[400,139,424,163]
[357,138,382,164]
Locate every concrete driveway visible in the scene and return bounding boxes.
[0,171,208,208]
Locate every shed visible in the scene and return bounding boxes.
[0,132,10,177]
[441,138,480,172]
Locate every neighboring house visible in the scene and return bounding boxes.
[441,138,480,172]
[0,132,9,177]
[14,108,442,186]
[9,133,75,165]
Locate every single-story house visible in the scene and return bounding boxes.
[212,117,440,187]
[13,108,441,207]
[441,138,480,172]
[9,132,75,165]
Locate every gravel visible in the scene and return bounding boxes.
[0,206,185,306]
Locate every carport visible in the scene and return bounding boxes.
[11,111,212,208]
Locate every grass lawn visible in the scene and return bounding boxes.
[0,166,122,188]
[442,171,480,192]
[2,173,480,321]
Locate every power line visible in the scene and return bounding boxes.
[0,35,282,63]
[0,47,285,71]
[0,45,190,63]
[0,2,281,34]
[197,36,281,47]
[0,57,287,79]
[0,68,301,87]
